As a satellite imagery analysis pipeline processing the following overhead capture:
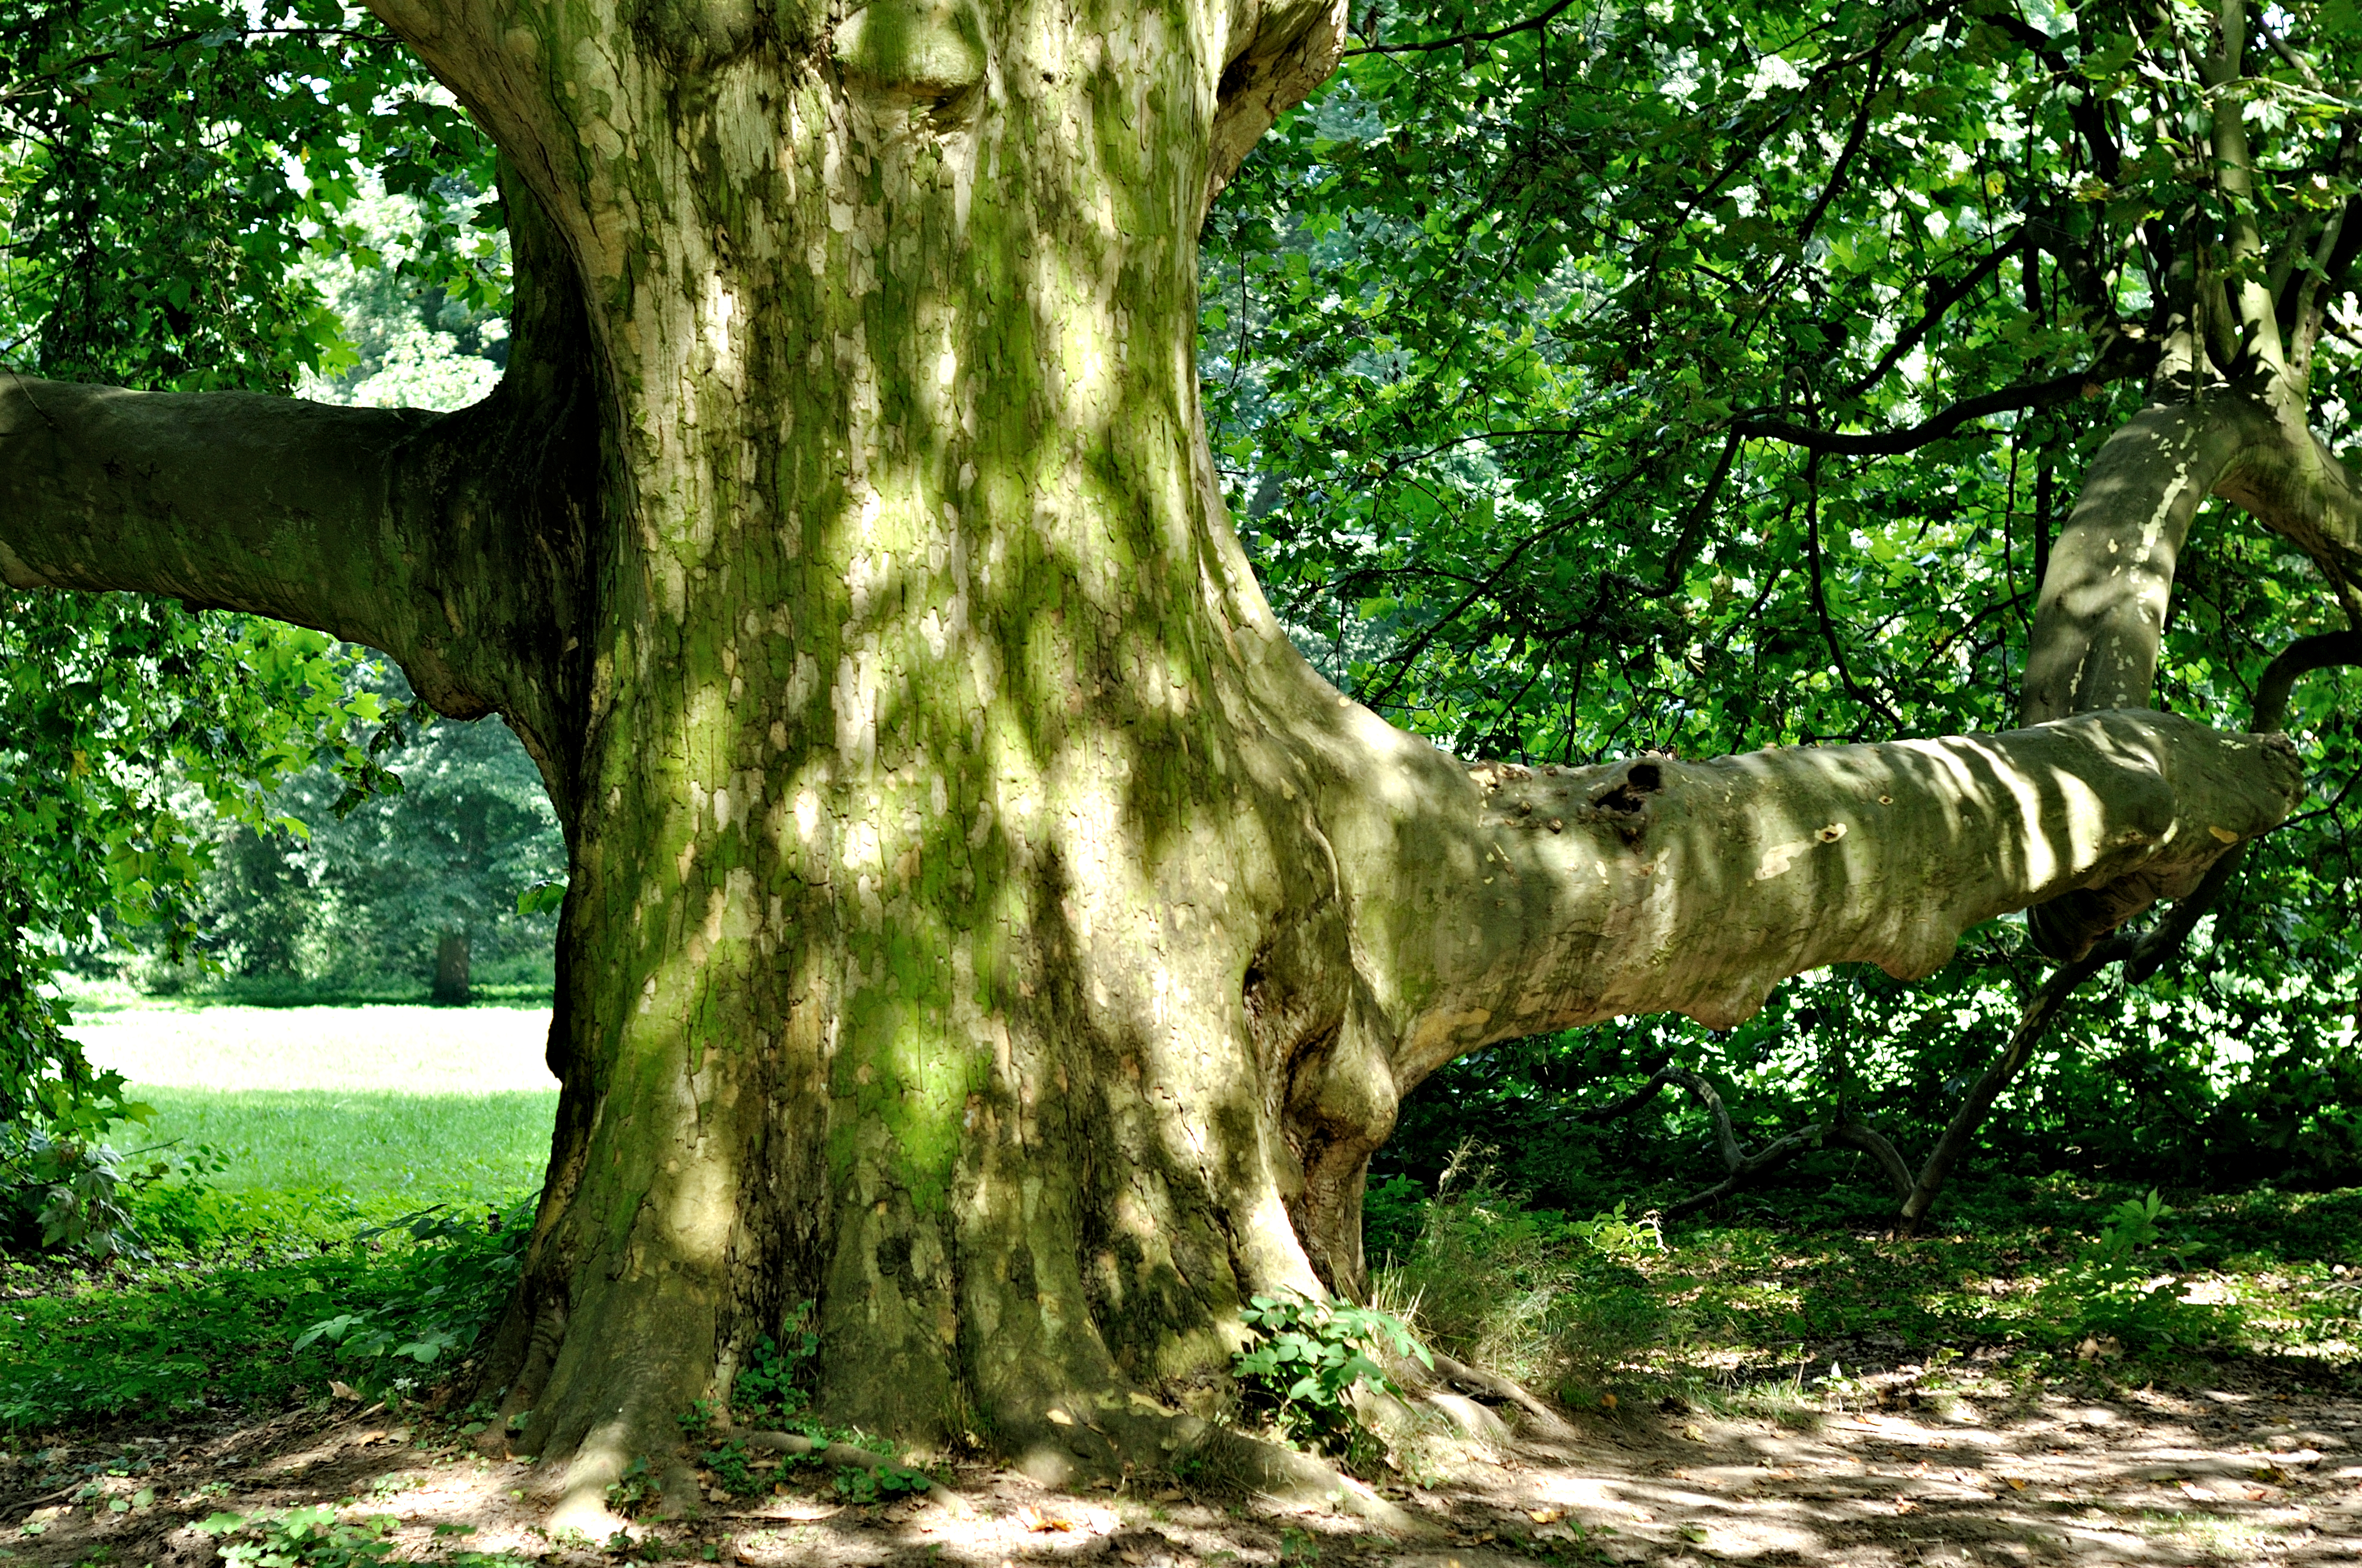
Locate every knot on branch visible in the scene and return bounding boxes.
[1469,753,1672,842]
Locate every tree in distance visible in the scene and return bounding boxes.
[168,677,563,1006]
[0,0,2334,1521]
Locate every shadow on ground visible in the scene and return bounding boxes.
[6,1363,2359,1567]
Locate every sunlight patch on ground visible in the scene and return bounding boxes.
[60,1006,558,1211]
[67,1005,557,1093]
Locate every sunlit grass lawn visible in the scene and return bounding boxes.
[0,1005,558,1433]
[67,1004,557,1223]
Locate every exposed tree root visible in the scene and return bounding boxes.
[1415,1350,1578,1440]
[536,1410,1427,1539]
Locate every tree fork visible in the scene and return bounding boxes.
[1887,630,2362,1234]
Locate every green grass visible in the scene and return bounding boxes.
[13,1001,2360,1443]
[131,1088,556,1209]
[1374,1170,2362,1410]
[1,1003,552,1434]
[66,1002,557,1225]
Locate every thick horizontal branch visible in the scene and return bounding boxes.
[0,375,430,620]
[0,371,575,745]
[1314,707,2302,1083]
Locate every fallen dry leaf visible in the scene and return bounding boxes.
[2005,1477,2027,1491]
[1601,1394,1618,1411]
[1019,1508,1075,1533]
[328,1381,362,1401]
[1681,1423,1705,1442]
[1528,1508,1562,1523]
[1895,1501,1919,1516]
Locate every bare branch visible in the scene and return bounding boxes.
[1896,945,2112,1226]
[1341,0,1577,57]
[1733,335,2155,456]
[1833,1120,1914,1202]
[1658,1063,1834,1217]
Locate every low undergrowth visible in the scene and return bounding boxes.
[1230,1291,1428,1472]
[1368,1154,2362,1412]
[0,1193,529,1435]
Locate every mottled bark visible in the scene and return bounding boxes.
[0,0,2307,1522]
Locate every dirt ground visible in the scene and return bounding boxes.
[6,1359,2359,1568]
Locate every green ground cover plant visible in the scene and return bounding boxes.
[0,1188,529,1432]
[1369,1164,2362,1415]
[1232,1292,1428,1472]
[197,1505,401,1568]
[0,1005,550,1432]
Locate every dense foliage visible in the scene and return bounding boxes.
[1203,0,2362,1212]
[0,0,498,391]
[123,671,564,1003]
[0,0,515,1217]
[0,602,409,1194]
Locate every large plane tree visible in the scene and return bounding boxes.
[0,0,2327,1516]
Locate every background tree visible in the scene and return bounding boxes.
[97,190,554,1009]
[156,669,564,1005]
[0,0,2314,1522]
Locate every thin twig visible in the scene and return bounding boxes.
[1342,0,1579,57]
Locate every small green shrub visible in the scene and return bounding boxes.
[699,1439,766,1500]
[196,1507,397,1568]
[831,1463,931,1504]
[290,1200,531,1397]
[0,1119,228,1260]
[1232,1292,1427,1471]
[605,1457,659,1518]
[730,1313,818,1425]
[2029,1190,2242,1353]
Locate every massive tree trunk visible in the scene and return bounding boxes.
[0,0,2305,1519]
